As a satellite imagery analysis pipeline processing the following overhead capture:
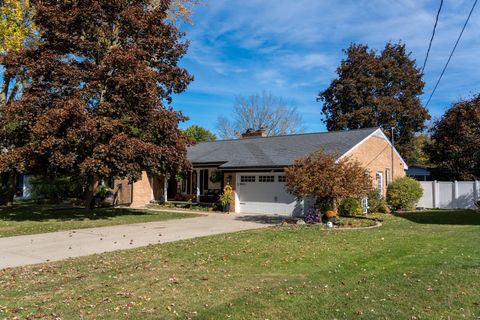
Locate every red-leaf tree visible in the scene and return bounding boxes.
[426,95,480,180]
[285,151,372,210]
[318,42,430,163]
[0,0,193,210]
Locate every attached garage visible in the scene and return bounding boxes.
[236,173,302,215]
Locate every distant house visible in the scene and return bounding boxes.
[407,165,432,181]
[114,128,408,215]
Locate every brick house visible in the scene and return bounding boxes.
[113,127,407,215]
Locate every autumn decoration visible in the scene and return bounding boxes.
[219,185,233,213]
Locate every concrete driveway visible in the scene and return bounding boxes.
[0,212,284,269]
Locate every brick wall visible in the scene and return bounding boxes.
[113,178,132,205]
[130,171,153,208]
[349,135,406,196]
[113,172,165,207]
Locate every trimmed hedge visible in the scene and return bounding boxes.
[387,177,423,211]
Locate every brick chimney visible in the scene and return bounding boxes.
[241,128,267,139]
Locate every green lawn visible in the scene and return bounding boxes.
[0,202,199,237]
[1,210,480,319]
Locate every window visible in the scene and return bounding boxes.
[385,168,390,186]
[278,175,287,182]
[199,169,208,193]
[376,172,384,195]
[204,170,209,190]
[190,171,196,194]
[259,176,274,182]
[241,176,255,182]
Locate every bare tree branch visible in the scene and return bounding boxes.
[216,91,305,139]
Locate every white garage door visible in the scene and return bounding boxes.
[237,174,299,215]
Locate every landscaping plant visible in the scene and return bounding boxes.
[285,151,372,211]
[304,208,321,224]
[219,185,233,212]
[367,190,390,213]
[339,197,362,216]
[30,175,83,204]
[387,177,423,211]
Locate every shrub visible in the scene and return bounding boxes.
[163,201,174,208]
[30,175,83,203]
[314,197,335,213]
[387,177,423,211]
[219,185,234,211]
[339,198,362,216]
[285,151,372,210]
[304,208,321,224]
[219,192,232,206]
[95,184,112,199]
[367,191,390,214]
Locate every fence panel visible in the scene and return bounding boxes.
[458,182,476,209]
[417,181,479,209]
[418,181,434,208]
[438,182,454,208]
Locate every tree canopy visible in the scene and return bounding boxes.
[183,125,216,143]
[426,95,480,180]
[318,42,430,163]
[0,0,200,52]
[216,91,304,139]
[0,0,193,209]
[285,151,372,209]
[0,0,35,52]
[408,134,431,166]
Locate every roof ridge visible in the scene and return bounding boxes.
[196,127,380,144]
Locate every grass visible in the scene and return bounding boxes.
[338,216,378,227]
[0,201,199,237]
[1,209,480,319]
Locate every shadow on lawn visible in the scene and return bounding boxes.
[234,214,286,225]
[0,201,152,222]
[395,209,480,226]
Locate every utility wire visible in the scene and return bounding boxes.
[421,0,443,74]
[425,0,478,107]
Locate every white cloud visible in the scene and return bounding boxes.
[175,0,480,133]
[255,69,287,87]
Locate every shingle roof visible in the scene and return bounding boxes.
[187,128,379,169]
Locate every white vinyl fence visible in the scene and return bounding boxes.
[418,181,480,209]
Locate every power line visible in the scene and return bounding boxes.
[421,0,443,74]
[425,0,478,107]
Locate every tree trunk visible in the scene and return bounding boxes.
[0,171,17,206]
[84,176,98,213]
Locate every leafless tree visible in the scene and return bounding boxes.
[216,91,305,139]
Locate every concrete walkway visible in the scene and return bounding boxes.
[0,212,283,269]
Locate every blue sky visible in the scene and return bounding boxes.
[173,0,480,134]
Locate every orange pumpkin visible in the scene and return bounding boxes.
[324,210,337,218]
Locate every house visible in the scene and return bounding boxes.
[407,165,433,181]
[113,127,408,215]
